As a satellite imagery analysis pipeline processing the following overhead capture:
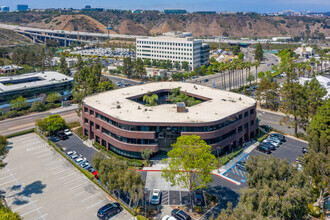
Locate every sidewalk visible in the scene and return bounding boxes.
[211,140,259,185]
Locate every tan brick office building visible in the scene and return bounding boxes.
[81,82,257,159]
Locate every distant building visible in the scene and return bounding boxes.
[294,44,314,58]
[0,65,23,74]
[164,9,187,14]
[272,37,292,41]
[17,4,28,11]
[136,32,209,71]
[81,5,104,12]
[133,9,143,14]
[0,6,10,12]
[194,11,216,14]
[283,10,294,16]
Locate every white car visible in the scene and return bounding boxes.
[161,215,176,220]
[64,129,72,136]
[66,150,75,156]
[75,157,86,164]
[150,189,161,205]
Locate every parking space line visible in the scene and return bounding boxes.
[81,192,102,202]
[32,148,49,154]
[69,182,89,191]
[0,175,11,180]
[0,179,17,186]
[44,161,59,167]
[53,169,67,175]
[41,156,57,163]
[31,213,48,220]
[228,171,247,179]
[73,191,86,197]
[49,165,63,170]
[12,200,38,211]
[20,207,42,217]
[87,200,106,209]
[36,152,54,158]
[58,173,74,180]
[63,176,83,185]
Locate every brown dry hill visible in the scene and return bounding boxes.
[0,28,32,46]
[0,11,328,38]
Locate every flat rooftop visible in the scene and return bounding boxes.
[83,82,256,124]
[0,71,73,93]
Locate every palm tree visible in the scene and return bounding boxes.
[143,92,158,106]
[254,61,260,84]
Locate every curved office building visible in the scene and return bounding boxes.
[81,82,257,158]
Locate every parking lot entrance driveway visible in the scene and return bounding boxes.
[1,133,132,220]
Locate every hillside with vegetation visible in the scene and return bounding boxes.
[0,29,31,45]
[0,11,328,38]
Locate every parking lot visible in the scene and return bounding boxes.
[144,172,190,206]
[71,48,135,58]
[222,135,308,185]
[0,133,132,220]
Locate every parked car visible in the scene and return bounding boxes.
[270,133,286,142]
[193,190,204,206]
[57,131,68,140]
[302,148,308,154]
[266,139,280,148]
[262,141,276,150]
[66,150,76,156]
[70,154,79,160]
[92,171,99,179]
[161,215,177,220]
[116,82,122,86]
[49,136,60,142]
[267,137,281,144]
[64,129,72,136]
[81,163,90,169]
[97,203,121,220]
[75,157,86,164]
[236,161,246,171]
[203,79,209,82]
[258,144,271,154]
[158,133,165,139]
[171,209,191,220]
[150,189,162,205]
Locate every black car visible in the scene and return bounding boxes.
[258,144,271,154]
[236,161,246,171]
[97,203,121,220]
[171,209,191,220]
[57,131,68,140]
[262,142,276,150]
[203,79,209,82]
[193,190,204,206]
[270,133,286,142]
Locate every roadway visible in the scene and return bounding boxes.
[0,105,79,136]
[188,49,279,90]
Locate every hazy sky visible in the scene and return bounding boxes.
[1,0,329,12]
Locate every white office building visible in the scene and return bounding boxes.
[136,32,209,70]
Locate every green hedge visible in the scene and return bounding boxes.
[257,134,268,142]
[67,122,81,129]
[6,128,35,138]
[94,142,144,168]
[218,148,244,166]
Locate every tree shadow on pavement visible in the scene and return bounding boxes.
[10,181,47,206]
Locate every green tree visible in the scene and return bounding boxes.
[165,59,172,70]
[59,55,71,76]
[140,148,152,161]
[97,81,113,92]
[143,92,158,106]
[254,43,263,61]
[237,155,311,219]
[134,58,147,78]
[162,135,216,208]
[0,135,8,156]
[152,59,157,67]
[280,60,304,135]
[0,202,21,220]
[30,101,46,112]
[256,77,279,110]
[306,100,329,155]
[238,52,244,60]
[122,57,134,78]
[10,96,28,111]
[143,58,151,67]
[47,92,61,103]
[232,45,240,55]
[247,74,255,87]
[36,115,66,135]
[182,61,189,71]
[75,54,84,71]
[210,57,216,63]
[173,61,179,69]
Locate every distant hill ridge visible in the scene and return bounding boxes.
[0,11,328,38]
